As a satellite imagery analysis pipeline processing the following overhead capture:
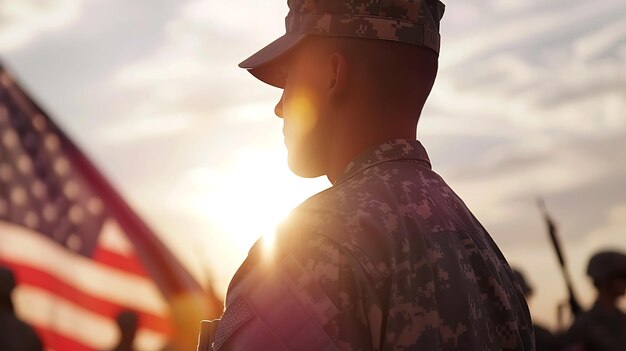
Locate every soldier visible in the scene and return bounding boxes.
[198,0,534,350]
[512,268,558,351]
[109,310,139,351]
[564,251,626,351]
[0,266,43,351]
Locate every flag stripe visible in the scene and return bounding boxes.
[92,245,148,277]
[15,285,167,351]
[32,326,93,351]
[97,219,136,256]
[1,259,171,334]
[0,222,167,314]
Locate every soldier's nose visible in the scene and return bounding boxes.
[275,92,284,119]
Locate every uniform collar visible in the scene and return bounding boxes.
[334,139,432,185]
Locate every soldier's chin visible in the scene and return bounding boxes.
[287,153,325,178]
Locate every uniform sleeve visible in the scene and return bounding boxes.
[289,233,384,351]
[212,210,384,351]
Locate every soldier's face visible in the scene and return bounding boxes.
[274,43,333,178]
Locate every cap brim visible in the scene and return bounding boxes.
[239,33,307,88]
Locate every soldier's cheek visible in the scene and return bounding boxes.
[283,91,320,142]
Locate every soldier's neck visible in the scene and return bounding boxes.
[325,117,418,184]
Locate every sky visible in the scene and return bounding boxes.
[1,0,625,330]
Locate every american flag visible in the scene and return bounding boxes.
[0,63,211,351]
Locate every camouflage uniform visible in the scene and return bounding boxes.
[203,140,534,350]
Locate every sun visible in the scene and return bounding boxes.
[184,145,329,260]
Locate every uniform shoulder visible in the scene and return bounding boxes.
[283,190,392,265]
[296,160,440,218]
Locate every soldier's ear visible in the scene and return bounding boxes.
[327,52,348,103]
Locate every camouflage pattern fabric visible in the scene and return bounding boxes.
[565,302,626,351]
[215,139,534,350]
[285,0,445,53]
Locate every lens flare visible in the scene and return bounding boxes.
[262,231,276,254]
[284,92,318,139]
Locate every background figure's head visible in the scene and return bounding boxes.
[240,0,445,179]
[587,250,626,302]
[115,310,139,344]
[512,268,533,300]
[0,266,16,299]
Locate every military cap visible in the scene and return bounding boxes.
[587,250,626,282]
[239,0,446,87]
[512,268,533,296]
[0,266,16,298]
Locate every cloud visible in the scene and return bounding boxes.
[436,124,626,241]
[101,0,288,144]
[420,1,626,245]
[573,18,626,60]
[584,204,626,241]
[0,0,86,52]
[441,0,626,68]
[95,113,194,143]
[437,0,626,133]
[111,0,288,94]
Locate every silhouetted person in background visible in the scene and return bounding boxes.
[0,266,43,351]
[564,251,626,351]
[110,310,139,351]
[513,268,559,350]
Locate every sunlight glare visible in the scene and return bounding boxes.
[285,92,318,139]
[182,146,328,259]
